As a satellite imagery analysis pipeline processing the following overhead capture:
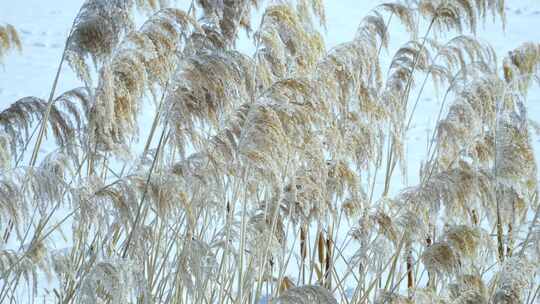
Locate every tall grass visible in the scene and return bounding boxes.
[0,0,539,303]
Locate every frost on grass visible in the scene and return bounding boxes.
[272,285,337,304]
[0,0,539,303]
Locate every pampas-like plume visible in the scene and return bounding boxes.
[0,98,54,149]
[413,289,449,304]
[416,0,505,34]
[372,3,418,38]
[0,24,21,63]
[272,285,337,304]
[0,152,70,240]
[296,0,326,28]
[0,177,25,234]
[395,206,430,243]
[247,212,284,275]
[0,247,43,295]
[89,8,199,151]
[436,100,484,166]
[398,161,494,221]
[442,225,484,259]
[71,176,111,228]
[421,241,461,277]
[429,35,496,77]
[436,76,503,167]
[449,274,487,304]
[255,4,325,81]
[78,259,140,303]
[67,0,134,85]
[67,0,170,85]
[280,163,329,223]
[238,79,325,184]
[493,110,537,225]
[178,239,218,294]
[326,160,361,202]
[319,2,416,109]
[495,114,537,190]
[382,40,433,174]
[369,208,399,244]
[125,9,201,89]
[168,50,256,154]
[0,134,10,170]
[492,256,535,304]
[503,42,540,93]
[91,176,140,227]
[316,42,383,117]
[0,93,85,163]
[374,291,413,304]
[89,66,124,151]
[385,40,432,110]
[197,0,261,45]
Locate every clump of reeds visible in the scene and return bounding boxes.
[0,0,539,303]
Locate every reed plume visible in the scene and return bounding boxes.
[0,24,21,64]
[272,285,337,304]
[66,0,170,85]
[90,8,200,151]
[492,256,536,304]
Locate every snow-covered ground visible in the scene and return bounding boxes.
[1,0,540,302]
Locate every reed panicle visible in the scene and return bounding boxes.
[66,0,171,85]
[375,290,413,304]
[492,256,535,304]
[255,3,325,80]
[0,24,21,64]
[421,241,462,278]
[0,91,87,164]
[272,285,337,304]
[89,8,200,152]
[449,274,488,304]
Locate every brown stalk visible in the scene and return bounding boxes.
[325,226,333,289]
[300,224,307,285]
[317,229,325,282]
